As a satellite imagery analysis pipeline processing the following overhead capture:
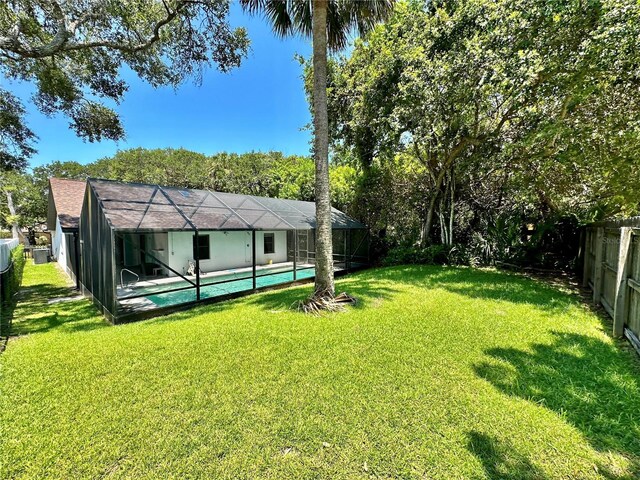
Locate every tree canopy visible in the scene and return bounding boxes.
[317,0,640,262]
[1,148,357,234]
[0,0,249,167]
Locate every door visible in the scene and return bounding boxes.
[121,234,143,268]
[297,230,308,265]
[245,231,252,264]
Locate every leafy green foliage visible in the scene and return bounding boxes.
[0,89,36,171]
[319,0,640,261]
[240,0,395,51]
[3,148,359,232]
[381,244,450,266]
[0,170,44,232]
[3,262,640,477]
[0,0,249,160]
[0,245,25,338]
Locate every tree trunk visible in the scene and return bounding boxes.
[448,168,455,245]
[421,192,438,246]
[311,0,334,296]
[5,189,21,240]
[438,195,447,245]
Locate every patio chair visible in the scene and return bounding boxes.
[187,260,206,277]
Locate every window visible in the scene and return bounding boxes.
[193,234,210,260]
[264,233,275,254]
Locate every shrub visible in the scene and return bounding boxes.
[446,244,481,267]
[382,245,451,266]
[10,245,26,291]
[0,245,25,338]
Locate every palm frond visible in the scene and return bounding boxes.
[240,1,396,50]
[239,0,296,38]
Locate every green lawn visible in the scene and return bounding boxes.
[2,261,640,479]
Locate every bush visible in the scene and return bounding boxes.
[1,245,26,338]
[36,235,49,246]
[446,244,481,267]
[382,245,450,266]
[0,231,13,239]
[10,245,26,291]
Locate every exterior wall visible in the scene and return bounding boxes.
[167,230,287,276]
[51,217,64,263]
[51,218,78,281]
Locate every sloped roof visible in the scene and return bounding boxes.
[88,178,365,231]
[48,178,87,230]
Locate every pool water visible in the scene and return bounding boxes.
[143,267,316,308]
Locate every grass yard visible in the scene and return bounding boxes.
[2,261,640,479]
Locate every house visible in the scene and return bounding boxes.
[54,178,369,323]
[46,178,86,286]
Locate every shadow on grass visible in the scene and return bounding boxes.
[410,266,576,312]
[467,431,547,480]
[12,301,106,336]
[243,275,402,312]
[10,282,107,336]
[145,265,576,323]
[474,331,640,477]
[144,269,404,325]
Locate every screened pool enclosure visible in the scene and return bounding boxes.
[79,179,369,322]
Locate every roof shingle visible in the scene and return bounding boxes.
[49,178,86,229]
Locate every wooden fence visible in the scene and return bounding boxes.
[583,217,640,353]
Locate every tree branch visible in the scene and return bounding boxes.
[0,1,191,59]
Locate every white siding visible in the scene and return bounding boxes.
[51,217,63,260]
[167,230,287,276]
[51,218,77,280]
[52,218,69,275]
[256,231,287,265]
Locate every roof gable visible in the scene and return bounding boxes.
[48,178,87,230]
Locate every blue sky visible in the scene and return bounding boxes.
[5,4,313,169]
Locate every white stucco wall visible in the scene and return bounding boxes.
[51,218,69,274]
[51,217,62,259]
[51,218,77,280]
[167,230,287,276]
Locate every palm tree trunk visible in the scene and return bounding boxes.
[312,0,334,297]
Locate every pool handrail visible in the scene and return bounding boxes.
[120,268,140,288]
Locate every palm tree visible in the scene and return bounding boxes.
[240,0,395,303]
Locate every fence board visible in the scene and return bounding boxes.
[628,232,640,336]
[584,222,640,352]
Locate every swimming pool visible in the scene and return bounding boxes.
[123,266,316,309]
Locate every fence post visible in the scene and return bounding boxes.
[613,227,632,337]
[582,228,591,288]
[592,227,605,305]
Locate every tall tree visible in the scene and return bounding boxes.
[0,88,36,171]
[0,0,249,159]
[0,170,42,239]
[326,0,640,245]
[240,0,394,302]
